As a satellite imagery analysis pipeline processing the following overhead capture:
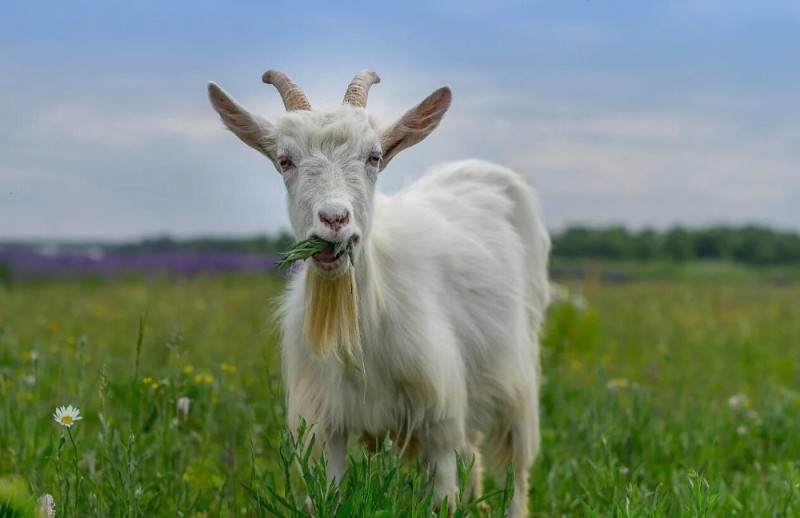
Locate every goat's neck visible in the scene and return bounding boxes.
[353,239,383,317]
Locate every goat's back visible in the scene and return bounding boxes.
[377,158,549,308]
[371,159,550,378]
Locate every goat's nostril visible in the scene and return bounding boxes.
[319,209,350,229]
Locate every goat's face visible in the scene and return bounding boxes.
[208,70,451,278]
[274,108,380,276]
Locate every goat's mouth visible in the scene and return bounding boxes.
[311,236,359,271]
[312,246,344,267]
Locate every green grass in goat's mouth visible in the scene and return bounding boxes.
[276,236,355,270]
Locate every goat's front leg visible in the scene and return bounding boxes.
[301,429,347,514]
[326,430,347,484]
[422,419,466,515]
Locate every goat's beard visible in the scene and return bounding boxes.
[304,265,361,364]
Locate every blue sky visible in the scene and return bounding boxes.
[1,1,798,240]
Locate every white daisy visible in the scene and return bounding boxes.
[53,405,83,427]
[728,393,750,410]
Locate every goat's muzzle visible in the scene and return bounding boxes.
[309,235,359,278]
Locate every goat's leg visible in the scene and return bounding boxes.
[507,396,540,518]
[462,436,484,501]
[287,415,348,511]
[326,430,347,484]
[422,419,466,515]
[298,428,347,513]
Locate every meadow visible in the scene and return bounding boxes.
[0,274,799,516]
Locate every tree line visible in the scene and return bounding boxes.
[16,225,796,267]
[551,225,800,265]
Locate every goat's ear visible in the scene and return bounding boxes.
[208,82,277,163]
[379,86,451,170]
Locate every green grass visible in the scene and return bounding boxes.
[0,275,799,516]
[550,258,800,282]
[275,237,354,270]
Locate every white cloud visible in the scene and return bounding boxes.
[2,66,798,239]
[19,104,224,148]
[428,86,799,227]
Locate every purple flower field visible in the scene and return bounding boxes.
[0,246,282,283]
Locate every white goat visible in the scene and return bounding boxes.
[208,70,550,517]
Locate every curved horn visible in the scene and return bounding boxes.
[343,70,381,108]
[262,70,311,111]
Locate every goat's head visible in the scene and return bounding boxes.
[208,70,452,279]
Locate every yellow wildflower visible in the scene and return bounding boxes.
[606,378,630,390]
[193,373,213,385]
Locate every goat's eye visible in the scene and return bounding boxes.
[366,153,382,168]
[278,157,294,171]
